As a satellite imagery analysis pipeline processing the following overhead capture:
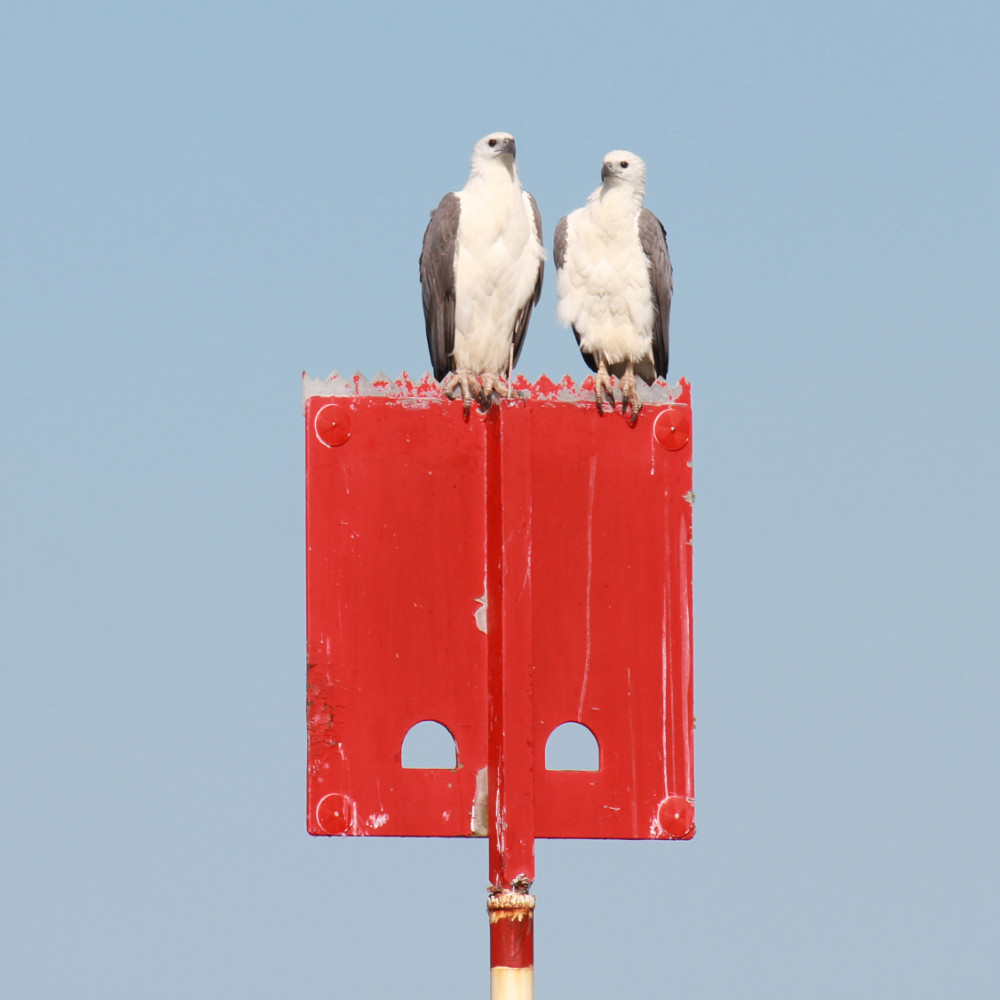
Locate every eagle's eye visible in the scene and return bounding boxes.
[620,161,629,168]
[488,138,498,147]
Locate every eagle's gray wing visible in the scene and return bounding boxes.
[419,193,461,381]
[638,207,672,379]
[552,214,568,270]
[554,214,598,373]
[509,192,545,372]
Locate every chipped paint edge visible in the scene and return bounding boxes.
[471,766,489,836]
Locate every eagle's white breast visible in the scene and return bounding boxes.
[557,191,655,366]
[453,171,543,373]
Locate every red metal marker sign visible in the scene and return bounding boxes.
[304,372,694,993]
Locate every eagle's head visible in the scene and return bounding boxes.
[472,132,517,166]
[601,151,647,192]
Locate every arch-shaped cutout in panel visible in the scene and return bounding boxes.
[545,721,600,771]
[401,720,457,769]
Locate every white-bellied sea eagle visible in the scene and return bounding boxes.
[554,150,672,417]
[420,132,544,412]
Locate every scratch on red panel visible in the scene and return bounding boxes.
[578,455,598,716]
[627,664,639,831]
[369,813,389,829]
[661,528,669,778]
[678,519,694,783]
[494,788,505,856]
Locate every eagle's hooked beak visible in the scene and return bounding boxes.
[601,162,614,181]
[499,136,516,158]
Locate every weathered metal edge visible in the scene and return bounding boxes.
[302,371,686,411]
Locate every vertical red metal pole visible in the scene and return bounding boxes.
[486,406,535,999]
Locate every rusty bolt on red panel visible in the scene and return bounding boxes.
[314,403,352,447]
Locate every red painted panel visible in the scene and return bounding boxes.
[513,390,694,840]
[305,373,694,844]
[305,375,489,837]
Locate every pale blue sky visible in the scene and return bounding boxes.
[2,2,998,997]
